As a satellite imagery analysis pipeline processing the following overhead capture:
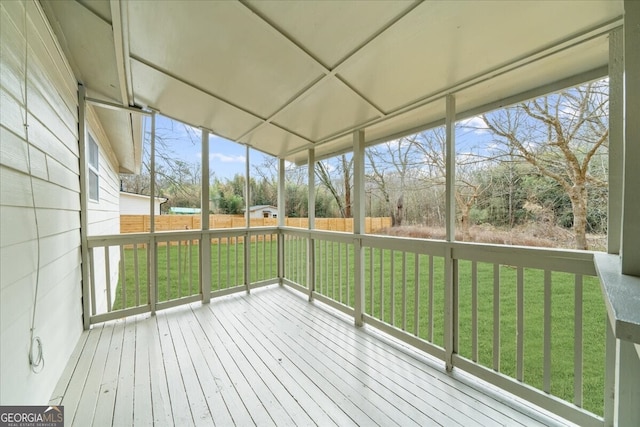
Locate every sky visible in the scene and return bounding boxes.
[145,115,269,180]
[143,113,495,182]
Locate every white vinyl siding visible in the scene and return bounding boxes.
[85,109,121,313]
[88,134,99,201]
[0,0,82,405]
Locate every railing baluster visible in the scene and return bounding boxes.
[574,274,583,407]
[166,242,170,301]
[326,240,330,298]
[133,243,140,306]
[177,240,182,298]
[414,253,419,336]
[105,247,112,312]
[236,236,240,286]
[402,252,407,331]
[380,249,384,322]
[346,243,350,307]
[315,238,320,292]
[369,247,374,314]
[428,255,433,342]
[390,250,395,326]
[255,234,259,282]
[268,234,272,277]
[90,248,97,316]
[332,243,342,304]
[543,270,552,393]
[120,245,126,309]
[262,233,266,281]
[517,266,524,381]
[493,263,500,372]
[472,261,478,362]
[188,239,193,296]
[331,242,335,301]
[226,237,233,287]
[218,237,222,289]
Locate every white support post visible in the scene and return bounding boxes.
[201,129,211,303]
[445,94,456,243]
[78,84,91,330]
[244,145,251,292]
[608,28,623,255]
[444,94,457,371]
[307,149,316,301]
[353,130,366,327]
[604,316,616,427]
[148,111,157,315]
[277,158,285,284]
[621,0,640,275]
[614,339,640,426]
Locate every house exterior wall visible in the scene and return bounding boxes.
[0,0,83,405]
[247,206,278,219]
[120,192,164,215]
[85,109,121,314]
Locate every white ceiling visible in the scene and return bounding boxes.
[41,0,623,166]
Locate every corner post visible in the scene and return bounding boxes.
[353,130,366,327]
[201,129,211,303]
[608,28,623,255]
[78,84,91,330]
[444,94,457,371]
[621,0,640,275]
[307,149,316,301]
[277,158,286,284]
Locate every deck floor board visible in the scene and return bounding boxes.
[53,285,576,426]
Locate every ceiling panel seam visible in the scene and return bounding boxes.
[129,55,268,121]
[303,21,620,151]
[368,17,623,125]
[285,61,610,163]
[234,74,327,142]
[128,56,317,147]
[235,0,417,143]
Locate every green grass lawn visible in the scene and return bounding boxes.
[113,239,605,416]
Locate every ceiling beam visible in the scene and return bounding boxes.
[109,0,128,105]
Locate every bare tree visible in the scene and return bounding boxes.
[365,139,421,225]
[481,80,608,249]
[315,154,353,218]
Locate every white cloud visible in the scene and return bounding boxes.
[458,116,489,134]
[210,152,246,163]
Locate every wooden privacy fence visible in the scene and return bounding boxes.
[121,215,391,235]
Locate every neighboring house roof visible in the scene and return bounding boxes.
[170,207,202,214]
[119,191,168,203]
[40,1,621,166]
[243,205,278,212]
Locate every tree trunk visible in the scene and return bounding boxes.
[570,186,589,250]
[342,155,352,218]
[460,203,471,241]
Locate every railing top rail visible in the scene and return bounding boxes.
[281,227,597,276]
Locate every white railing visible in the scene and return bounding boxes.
[86,226,622,426]
[85,227,280,324]
[279,228,604,427]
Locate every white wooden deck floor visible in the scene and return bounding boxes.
[50,285,576,426]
